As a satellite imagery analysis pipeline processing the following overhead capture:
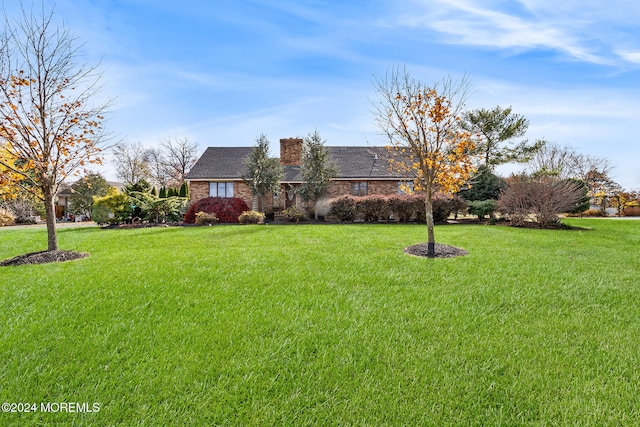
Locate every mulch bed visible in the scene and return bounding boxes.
[404,243,468,259]
[0,250,89,266]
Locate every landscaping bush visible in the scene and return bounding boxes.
[0,207,16,226]
[331,193,456,223]
[432,193,453,222]
[195,211,219,225]
[410,194,427,222]
[282,206,307,223]
[468,200,497,219]
[184,197,249,224]
[580,209,608,217]
[621,207,640,217]
[239,210,265,224]
[329,196,358,222]
[390,193,451,223]
[3,198,43,223]
[92,203,112,225]
[357,195,390,222]
[449,195,468,219]
[499,175,584,227]
[93,188,131,224]
[387,195,415,222]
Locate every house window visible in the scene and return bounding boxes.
[209,182,234,198]
[351,182,368,197]
[398,181,414,195]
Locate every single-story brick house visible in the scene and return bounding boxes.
[185,137,413,214]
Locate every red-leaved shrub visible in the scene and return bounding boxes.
[357,195,391,222]
[621,207,640,217]
[184,197,249,223]
[330,195,358,221]
[329,193,454,223]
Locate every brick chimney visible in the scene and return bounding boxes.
[280,137,303,166]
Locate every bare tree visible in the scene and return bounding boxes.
[146,147,170,188]
[527,141,613,182]
[112,141,151,185]
[526,141,573,179]
[372,66,475,257]
[499,175,584,227]
[0,4,109,251]
[161,136,199,186]
[526,141,616,209]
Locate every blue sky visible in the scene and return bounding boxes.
[4,0,640,189]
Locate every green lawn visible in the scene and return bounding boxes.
[1,220,639,426]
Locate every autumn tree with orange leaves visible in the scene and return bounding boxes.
[372,67,476,257]
[0,5,109,251]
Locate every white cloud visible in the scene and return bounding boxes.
[397,0,640,65]
[617,51,640,64]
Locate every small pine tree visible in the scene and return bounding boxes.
[243,133,284,212]
[151,187,157,197]
[459,165,505,202]
[179,182,188,197]
[299,129,337,220]
[159,186,167,198]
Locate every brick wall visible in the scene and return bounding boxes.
[369,181,398,195]
[189,181,209,203]
[191,179,402,213]
[234,182,253,207]
[280,138,303,166]
[326,180,399,199]
[189,180,253,208]
[326,181,351,199]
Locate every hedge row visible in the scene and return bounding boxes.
[329,193,464,223]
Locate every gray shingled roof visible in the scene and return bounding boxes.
[185,146,405,181]
[328,146,404,179]
[185,147,253,180]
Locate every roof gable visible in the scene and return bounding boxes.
[185,147,253,180]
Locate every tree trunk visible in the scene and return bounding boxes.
[251,194,259,211]
[314,200,319,221]
[425,194,435,258]
[44,189,58,251]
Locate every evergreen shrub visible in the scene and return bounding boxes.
[282,206,307,223]
[468,200,497,219]
[239,210,265,224]
[195,211,219,225]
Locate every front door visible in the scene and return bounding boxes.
[285,185,297,208]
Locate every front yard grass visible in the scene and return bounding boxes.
[1,220,639,425]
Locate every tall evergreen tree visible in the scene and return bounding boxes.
[243,134,283,212]
[458,165,505,202]
[462,106,541,168]
[299,130,337,220]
